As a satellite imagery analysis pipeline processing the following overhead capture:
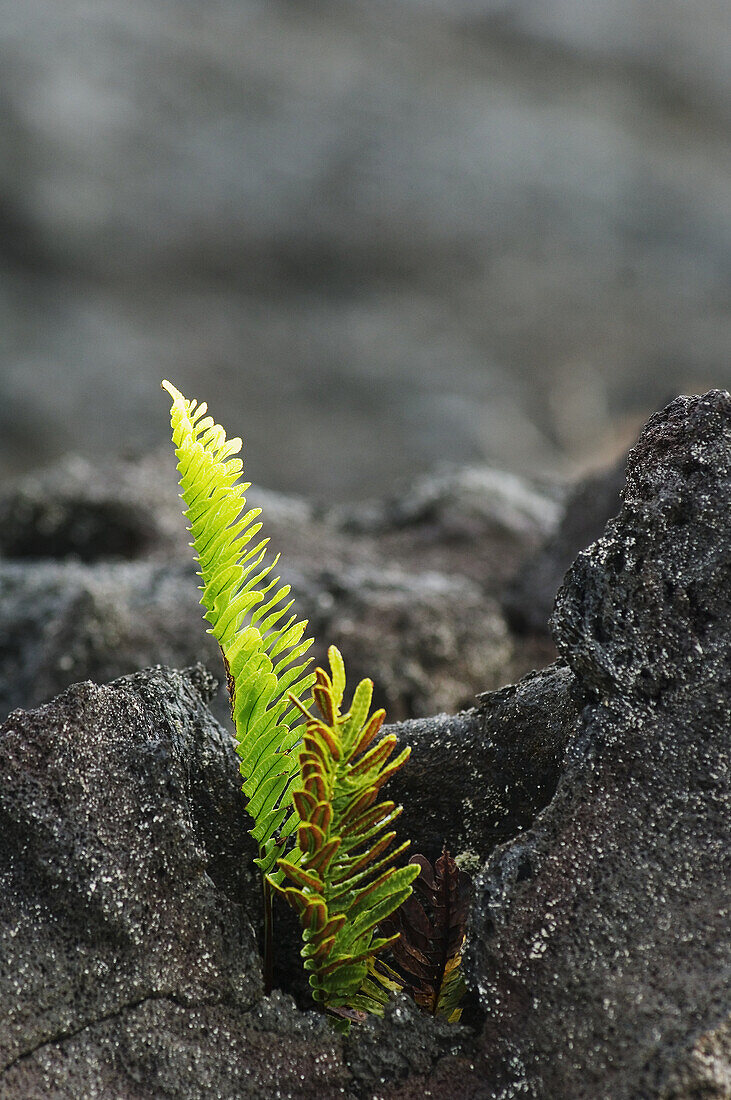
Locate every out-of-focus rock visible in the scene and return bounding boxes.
[469,391,731,1098]
[503,457,626,635]
[0,454,556,727]
[333,466,561,588]
[305,564,513,723]
[1,3,729,498]
[0,558,222,723]
[659,1015,731,1099]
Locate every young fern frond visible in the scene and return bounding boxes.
[162,381,315,878]
[275,647,420,1024]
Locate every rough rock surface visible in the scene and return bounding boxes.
[469,391,731,1098]
[388,662,578,863]
[0,663,507,1098]
[0,666,355,1098]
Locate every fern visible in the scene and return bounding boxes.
[274,646,420,1023]
[378,847,470,1023]
[162,380,315,880]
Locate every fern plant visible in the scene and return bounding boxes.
[163,380,316,984]
[275,646,420,1025]
[162,380,453,1028]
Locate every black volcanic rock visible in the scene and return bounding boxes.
[0,665,354,1098]
[469,391,731,1098]
[0,667,257,1061]
[387,661,579,864]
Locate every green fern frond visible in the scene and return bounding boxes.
[274,647,420,1024]
[162,380,315,875]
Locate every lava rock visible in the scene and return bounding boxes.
[305,564,514,723]
[344,994,465,1090]
[0,453,185,563]
[1,994,351,1100]
[2,3,729,500]
[0,660,526,1099]
[0,666,253,1069]
[0,558,224,724]
[503,456,626,636]
[0,666,359,1099]
[469,391,731,1098]
[0,452,553,727]
[387,662,579,863]
[4,392,729,1097]
[332,466,561,588]
[659,1014,731,1099]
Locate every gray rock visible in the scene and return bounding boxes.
[1,3,730,499]
[659,1014,731,1099]
[305,563,514,723]
[0,557,228,726]
[504,456,626,635]
[469,391,731,1098]
[0,657,569,1099]
[387,661,579,863]
[3,391,729,1097]
[0,665,261,1075]
[0,666,364,1098]
[1,995,352,1100]
[0,452,548,727]
[334,466,560,549]
[344,994,466,1090]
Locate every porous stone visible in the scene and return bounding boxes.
[659,1014,731,1099]
[387,662,579,863]
[0,666,357,1099]
[0,667,258,1064]
[344,994,466,1091]
[469,391,731,1098]
[2,391,729,1097]
[1,995,351,1100]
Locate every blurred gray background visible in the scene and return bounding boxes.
[1,0,729,503]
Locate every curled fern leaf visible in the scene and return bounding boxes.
[162,380,315,876]
[274,647,420,1022]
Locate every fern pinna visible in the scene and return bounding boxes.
[162,381,315,880]
[275,646,420,1021]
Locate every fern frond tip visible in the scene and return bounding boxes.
[161,378,184,403]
